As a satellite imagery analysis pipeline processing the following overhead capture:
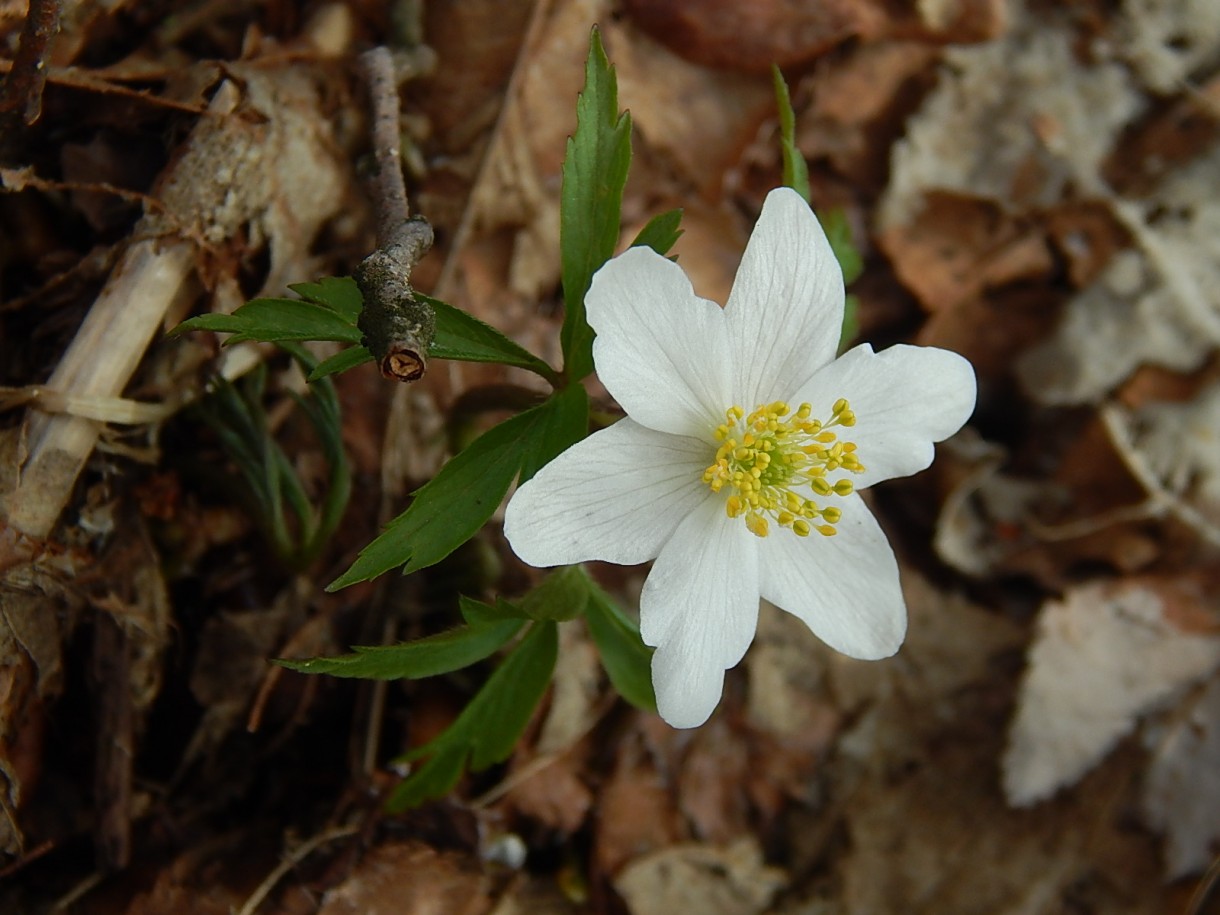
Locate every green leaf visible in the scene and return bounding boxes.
[517,382,588,484]
[458,595,530,625]
[390,744,467,809]
[772,64,863,337]
[583,574,656,712]
[308,345,374,381]
[192,347,350,570]
[289,276,364,322]
[820,209,863,286]
[281,345,351,563]
[328,408,536,589]
[387,621,559,810]
[839,293,860,353]
[773,65,811,204]
[175,276,559,382]
[520,565,590,622]
[173,298,363,345]
[170,313,247,337]
[630,208,683,256]
[328,388,584,590]
[560,26,632,382]
[423,294,557,382]
[277,617,524,680]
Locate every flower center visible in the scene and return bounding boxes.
[701,399,864,538]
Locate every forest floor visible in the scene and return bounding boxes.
[2,0,1220,913]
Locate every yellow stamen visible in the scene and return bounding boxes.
[702,399,865,539]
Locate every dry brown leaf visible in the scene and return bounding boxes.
[1003,580,1220,807]
[487,875,585,915]
[613,838,786,915]
[143,63,357,296]
[1114,0,1220,92]
[880,13,1141,231]
[604,19,774,201]
[813,576,1169,914]
[1118,378,1220,525]
[317,841,491,915]
[828,570,1022,738]
[1043,200,1132,287]
[592,720,686,876]
[880,191,1054,312]
[652,202,746,310]
[932,430,1053,578]
[537,621,601,755]
[179,585,305,775]
[1018,142,1220,405]
[745,603,841,741]
[796,40,938,188]
[619,0,883,73]
[0,427,77,856]
[415,0,537,154]
[501,624,597,834]
[122,857,250,915]
[1142,676,1220,877]
[674,718,752,843]
[902,0,1009,43]
[831,718,1171,915]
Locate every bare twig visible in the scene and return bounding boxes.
[7,237,197,540]
[0,0,62,127]
[1185,854,1220,915]
[5,80,247,540]
[353,47,436,383]
[359,48,413,249]
[234,824,360,915]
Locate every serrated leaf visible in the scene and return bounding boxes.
[328,409,536,589]
[289,276,364,322]
[176,276,558,381]
[277,617,524,680]
[583,574,656,712]
[560,26,632,382]
[387,621,559,810]
[171,313,248,337]
[517,383,588,484]
[223,298,363,343]
[459,595,530,625]
[328,388,582,590]
[520,565,590,622]
[630,209,684,256]
[422,293,557,381]
[773,65,811,204]
[174,298,363,345]
[308,345,374,381]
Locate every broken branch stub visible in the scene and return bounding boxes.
[354,217,435,382]
[354,47,437,384]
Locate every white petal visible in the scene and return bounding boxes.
[504,419,710,568]
[724,187,844,408]
[793,343,977,489]
[587,247,733,438]
[758,492,906,659]
[640,495,760,728]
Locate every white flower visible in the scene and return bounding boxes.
[504,187,977,728]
